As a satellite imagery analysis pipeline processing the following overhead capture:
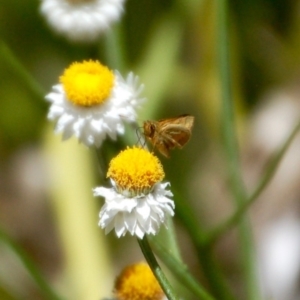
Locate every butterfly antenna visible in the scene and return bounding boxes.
[134,125,145,147]
[136,127,141,145]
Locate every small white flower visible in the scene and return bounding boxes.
[95,181,174,239]
[40,0,125,42]
[93,147,175,239]
[45,60,144,147]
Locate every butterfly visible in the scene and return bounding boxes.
[143,114,194,157]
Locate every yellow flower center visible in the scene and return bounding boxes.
[114,263,164,300]
[60,60,114,107]
[107,147,164,196]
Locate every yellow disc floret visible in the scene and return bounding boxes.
[114,263,164,300]
[60,60,114,107]
[107,147,164,196]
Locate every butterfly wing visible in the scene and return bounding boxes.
[143,115,194,158]
[160,115,194,148]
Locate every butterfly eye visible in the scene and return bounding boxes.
[150,124,156,134]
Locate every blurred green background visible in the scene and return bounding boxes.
[1,0,300,299]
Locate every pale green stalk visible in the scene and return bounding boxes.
[43,127,113,300]
[102,23,127,72]
[217,1,261,299]
[160,217,182,262]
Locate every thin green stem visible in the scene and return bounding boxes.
[137,236,180,300]
[0,227,63,300]
[94,147,109,183]
[196,244,236,300]
[149,237,216,300]
[207,118,300,244]
[173,189,236,300]
[217,1,261,299]
[162,217,182,262]
[102,23,127,72]
[0,41,45,106]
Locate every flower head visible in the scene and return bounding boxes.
[45,60,144,147]
[40,0,125,42]
[93,147,175,238]
[114,262,166,300]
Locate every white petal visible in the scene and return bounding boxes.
[55,114,73,132]
[45,68,144,148]
[94,183,174,238]
[135,200,151,221]
[135,224,145,239]
[114,214,126,237]
[124,212,137,234]
[104,221,115,235]
[40,0,126,42]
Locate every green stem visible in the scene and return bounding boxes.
[102,23,127,72]
[217,1,261,299]
[172,190,236,300]
[149,237,216,300]
[207,118,300,244]
[162,217,182,262]
[137,236,179,300]
[0,227,63,300]
[0,41,45,106]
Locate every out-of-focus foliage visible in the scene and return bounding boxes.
[1,0,300,299]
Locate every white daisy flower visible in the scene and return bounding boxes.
[45,60,144,147]
[93,147,175,239]
[114,262,166,300]
[40,0,125,42]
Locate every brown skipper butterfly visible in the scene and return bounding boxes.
[143,114,194,157]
